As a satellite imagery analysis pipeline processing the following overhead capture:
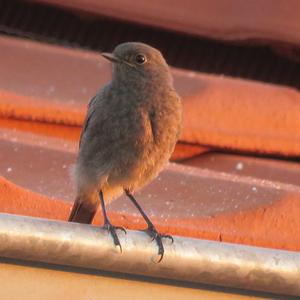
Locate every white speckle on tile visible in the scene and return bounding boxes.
[235,162,244,171]
[47,85,55,94]
[81,87,88,94]
[187,71,196,78]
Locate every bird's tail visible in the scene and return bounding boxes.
[68,196,99,224]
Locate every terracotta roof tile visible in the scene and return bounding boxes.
[35,0,300,46]
[1,36,300,156]
[1,134,299,251]
[0,35,299,253]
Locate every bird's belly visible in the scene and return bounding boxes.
[107,138,172,192]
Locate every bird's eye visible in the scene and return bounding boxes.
[135,54,146,64]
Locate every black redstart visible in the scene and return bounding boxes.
[69,42,182,261]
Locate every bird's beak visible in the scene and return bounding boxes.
[101,52,121,63]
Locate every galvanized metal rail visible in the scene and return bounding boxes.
[0,213,299,296]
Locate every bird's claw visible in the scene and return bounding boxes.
[103,221,123,253]
[145,226,173,263]
[161,234,174,243]
[115,226,127,234]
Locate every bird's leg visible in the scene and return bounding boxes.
[125,189,173,262]
[99,190,126,253]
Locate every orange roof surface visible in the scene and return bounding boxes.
[0,36,300,252]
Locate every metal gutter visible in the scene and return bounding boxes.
[0,213,299,296]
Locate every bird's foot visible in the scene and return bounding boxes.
[103,221,126,253]
[144,225,173,263]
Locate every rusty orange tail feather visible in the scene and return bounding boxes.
[68,197,98,224]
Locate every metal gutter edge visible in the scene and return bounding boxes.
[0,213,299,296]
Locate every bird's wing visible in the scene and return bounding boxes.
[79,95,97,148]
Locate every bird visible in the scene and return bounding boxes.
[68,42,182,262]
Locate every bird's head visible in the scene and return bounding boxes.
[102,42,173,87]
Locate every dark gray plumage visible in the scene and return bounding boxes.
[69,42,182,261]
